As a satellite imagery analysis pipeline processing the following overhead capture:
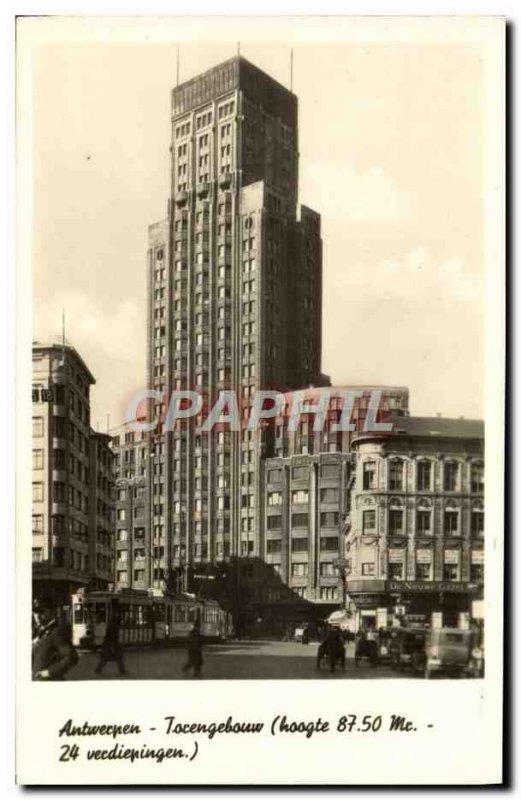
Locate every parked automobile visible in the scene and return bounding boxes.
[389,628,427,672]
[424,628,474,679]
[354,633,378,668]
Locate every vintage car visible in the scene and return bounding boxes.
[388,628,427,672]
[424,628,474,679]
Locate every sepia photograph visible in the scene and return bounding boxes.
[15,13,505,786]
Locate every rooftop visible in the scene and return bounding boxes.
[172,55,297,127]
[353,414,484,444]
[32,340,96,385]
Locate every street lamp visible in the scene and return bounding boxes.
[333,558,349,610]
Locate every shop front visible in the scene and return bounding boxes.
[346,579,483,631]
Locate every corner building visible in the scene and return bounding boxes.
[345,416,485,630]
[32,343,116,607]
[147,57,322,579]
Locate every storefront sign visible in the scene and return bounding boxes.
[388,548,404,563]
[387,580,478,594]
[471,550,484,564]
[416,549,432,564]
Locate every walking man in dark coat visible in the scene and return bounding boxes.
[182,618,203,678]
[32,608,78,681]
[95,600,128,676]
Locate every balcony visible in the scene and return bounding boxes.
[219,173,232,190]
[196,182,211,199]
[175,191,189,208]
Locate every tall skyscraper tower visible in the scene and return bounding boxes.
[146,56,323,586]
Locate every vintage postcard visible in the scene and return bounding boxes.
[16,15,505,784]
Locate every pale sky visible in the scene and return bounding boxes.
[33,35,484,429]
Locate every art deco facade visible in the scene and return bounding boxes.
[32,343,115,606]
[345,416,485,630]
[111,430,149,590]
[146,57,323,580]
[261,387,409,614]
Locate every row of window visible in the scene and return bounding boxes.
[267,512,339,530]
[358,558,484,583]
[266,537,339,554]
[267,488,340,506]
[267,464,341,483]
[362,508,484,536]
[362,459,484,493]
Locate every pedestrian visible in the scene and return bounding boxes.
[32,607,78,681]
[95,600,128,677]
[302,623,309,645]
[182,618,203,678]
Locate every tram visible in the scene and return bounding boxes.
[71,589,232,649]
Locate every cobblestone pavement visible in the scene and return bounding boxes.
[67,640,415,680]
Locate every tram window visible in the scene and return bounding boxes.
[73,604,84,624]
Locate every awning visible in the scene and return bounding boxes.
[327,610,351,629]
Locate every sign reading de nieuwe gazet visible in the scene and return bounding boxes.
[387,580,480,594]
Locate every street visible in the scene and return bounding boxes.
[67,640,413,680]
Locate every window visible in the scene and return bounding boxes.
[53,482,65,502]
[32,515,43,534]
[266,539,281,554]
[117,570,128,583]
[267,515,281,530]
[291,563,308,577]
[32,547,43,563]
[292,538,308,552]
[292,466,308,481]
[444,461,459,492]
[117,550,128,562]
[415,563,431,580]
[443,563,459,581]
[32,482,43,502]
[292,513,308,529]
[388,460,404,491]
[320,511,339,527]
[117,529,128,542]
[444,510,459,535]
[417,461,432,491]
[363,461,376,490]
[134,570,145,582]
[292,490,309,505]
[117,509,126,522]
[389,509,403,534]
[267,469,281,483]
[470,563,484,582]
[32,417,43,437]
[320,488,339,503]
[294,587,308,598]
[443,549,460,580]
[320,536,339,551]
[471,463,484,494]
[363,510,376,533]
[388,562,404,580]
[320,587,337,600]
[267,492,282,506]
[471,510,484,536]
[361,563,375,576]
[320,562,337,577]
[416,509,431,535]
[321,464,340,479]
[32,449,43,470]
